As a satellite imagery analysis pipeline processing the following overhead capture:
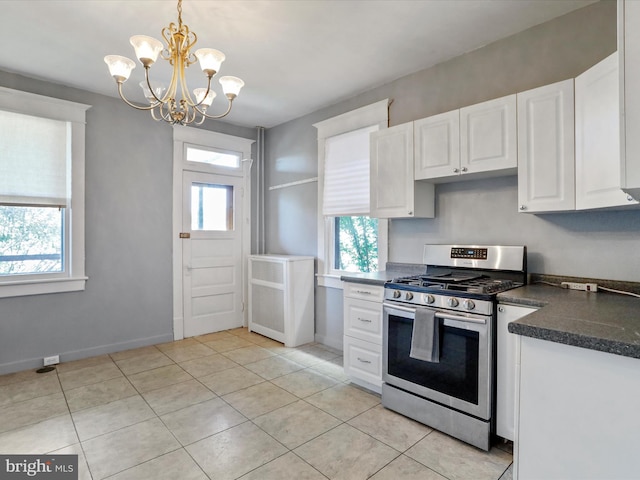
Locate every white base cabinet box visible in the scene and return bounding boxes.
[343,282,384,393]
[496,304,537,441]
[248,255,315,347]
[514,336,640,479]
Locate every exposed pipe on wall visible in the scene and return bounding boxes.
[255,126,266,254]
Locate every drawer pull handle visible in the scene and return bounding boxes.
[355,290,372,295]
[357,317,372,323]
[356,357,372,364]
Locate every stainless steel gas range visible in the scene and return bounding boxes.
[382,244,526,451]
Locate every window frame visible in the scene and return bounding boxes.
[313,99,389,289]
[0,87,90,298]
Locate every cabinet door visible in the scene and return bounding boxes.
[620,0,640,200]
[460,95,517,175]
[370,122,415,217]
[575,52,638,209]
[414,110,460,180]
[496,304,537,442]
[517,80,575,212]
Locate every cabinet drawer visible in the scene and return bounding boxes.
[344,297,382,344]
[343,282,384,302]
[344,336,382,387]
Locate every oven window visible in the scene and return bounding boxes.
[387,314,479,405]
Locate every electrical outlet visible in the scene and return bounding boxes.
[560,282,598,292]
[43,355,59,366]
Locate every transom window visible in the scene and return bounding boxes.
[186,145,241,169]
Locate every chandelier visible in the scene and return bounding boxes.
[104,0,244,125]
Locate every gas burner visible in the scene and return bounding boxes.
[388,275,519,295]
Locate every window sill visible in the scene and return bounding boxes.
[316,274,344,290]
[0,276,88,298]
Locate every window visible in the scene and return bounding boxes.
[334,216,379,272]
[0,87,90,298]
[314,99,389,288]
[190,183,234,231]
[186,145,241,168]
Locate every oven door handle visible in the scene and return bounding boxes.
[436,312,486,325]
[383,302,487,325]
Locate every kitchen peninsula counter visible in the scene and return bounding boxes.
[499,283,640,359]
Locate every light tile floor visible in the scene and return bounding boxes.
[0,328,513,480]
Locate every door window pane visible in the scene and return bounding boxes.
[0,205,64,275]
[334,216,378,272]
[186,146,241,168]
[191,183,233,231]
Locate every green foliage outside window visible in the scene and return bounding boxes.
[335,216,378,273]
[0,206,63,275]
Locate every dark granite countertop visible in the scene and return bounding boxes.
[340,262,426,286]
[499,284,640,359]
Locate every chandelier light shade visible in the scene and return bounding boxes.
[104,0,244,125]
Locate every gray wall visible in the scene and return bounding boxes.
[264,1,640,349]
[0,71,255,374]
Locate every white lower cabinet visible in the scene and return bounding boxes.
[496,304,537,441]
[343,335,383,387]
[343,282,384,393]
[514,336,640,479]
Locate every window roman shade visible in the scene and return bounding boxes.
[322,124,378,216]
[0,110,70,207]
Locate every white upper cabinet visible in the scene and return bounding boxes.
[460,95,518,176]
[517,79,575,213]
[575,52,638,210]
[619,0,640,200]
[414,110,460,180]
[415,95,517,182]
[370,122,435,218]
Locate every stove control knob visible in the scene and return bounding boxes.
[463,299,476,311]
[447,297,459,308]
[393,290,401,299]
[405,292,414,301]
[423,294,435,304]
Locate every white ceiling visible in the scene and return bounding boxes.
[3,0,596,128]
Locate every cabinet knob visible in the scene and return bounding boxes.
[519,205,527,211]
[408,211,413,215]
[627,195,636,202]
[453,168,459,173]
[498,306,505,313]
[461,167,468,173]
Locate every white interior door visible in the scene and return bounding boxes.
[182,171,243,337]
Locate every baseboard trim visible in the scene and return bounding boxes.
[0,333,174,376]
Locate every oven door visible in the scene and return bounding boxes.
[382,301,492,420]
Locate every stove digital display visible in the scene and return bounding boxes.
[450,247,488,260]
